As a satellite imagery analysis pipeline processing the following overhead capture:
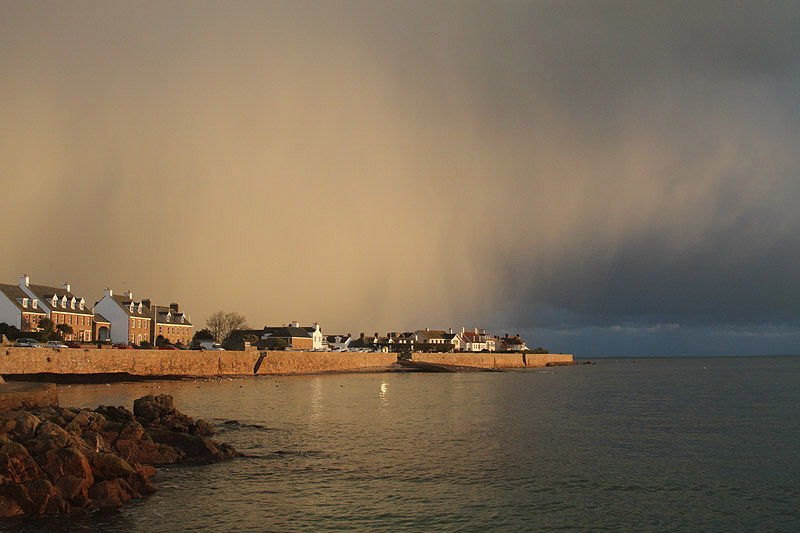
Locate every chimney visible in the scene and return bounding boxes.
[20,274,29,287]
[104,287,113,297]
[474,327,478,334]
[449,327,453,334]
[124,290,133,299]
[62,282,71,293]
[290,320,299,327]
[360,332,365,340]
[169,302,179,312]
[142,299,151,309]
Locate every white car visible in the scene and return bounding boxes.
[14,338,44,347]
[46,341,68,348]
[199,341,225,351]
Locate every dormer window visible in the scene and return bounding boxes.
[180,316,185,323]
[32,300,38,309]
[61,295,67,308]
[129,303,135,313]
[137,303,143,314]
[52,296,58,307]
[79,299,85,310]
[21,298,28,308]
[70,297,76,309]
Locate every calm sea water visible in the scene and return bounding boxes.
[4,356,799,532]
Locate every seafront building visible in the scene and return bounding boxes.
[0,283,47,333]
[11,275,95,342]
[148,302,193,346]
[94,289,153,345]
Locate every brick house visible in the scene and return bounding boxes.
[0,283,47,332]
[17,275,95,342]
[94,289,152,345]
[147,301,193,346]
[259,326,314,350]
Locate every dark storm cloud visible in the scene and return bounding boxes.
[1,1,799,355]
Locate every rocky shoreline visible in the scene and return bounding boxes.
[0,394,241,517]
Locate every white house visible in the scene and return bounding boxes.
[0,282,46,332]
[94,288,152,345]
[298,322,324,350]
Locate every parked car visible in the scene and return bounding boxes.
[14,338,43,348]
[65,341,81,348]
[112,342,132,349]
[45,341,68,349]
[198,341,225,351]
[158,345,179,350]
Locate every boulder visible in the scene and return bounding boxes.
[147,429,242,462]
[87,451,135,481]
[88,479,130,509]
[0,438,44,484]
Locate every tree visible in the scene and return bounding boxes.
[264,337,288,351]
[39,317,54,336]
[206,311,249,343]
[56,324,73,340]
[0,322,22,341]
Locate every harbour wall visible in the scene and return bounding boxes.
[0,347,571,378]
[0,347,396,377]
[410,352,573,368]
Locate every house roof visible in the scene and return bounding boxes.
[25,283,93,315]
[93,313,111,324]
[110,295,152,319]
[150,305,193,326]
[263,327,311,339]
[0,283,47,315]
[415,329,448,341]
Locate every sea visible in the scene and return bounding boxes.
[4,356,799,532]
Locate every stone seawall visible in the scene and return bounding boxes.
[0,347,571,378]
[410,352,573,368]
[253,351,398,375]
[0,347,397,377]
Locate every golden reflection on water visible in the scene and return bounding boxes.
[379,380,388,406]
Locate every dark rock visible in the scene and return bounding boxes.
[88,480,129,509]
[0,437,45,484]
[147,429,242,462]
[95,405,135,425]
[87,451,135,481]
[0,394,240,516]
[0,494,24,517]
[133,394,176,423]
[192,419,214,437]
[39,447,93,501]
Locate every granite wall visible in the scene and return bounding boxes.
[409,352,573,368]
[0,347,396,377]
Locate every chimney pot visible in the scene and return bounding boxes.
[20,274,30,287]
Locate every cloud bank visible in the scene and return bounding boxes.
[1,1,799,355]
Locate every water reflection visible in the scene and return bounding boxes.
[379,380,388,406]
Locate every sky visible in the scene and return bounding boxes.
[2,1,799,357]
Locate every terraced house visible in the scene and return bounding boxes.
[148,302,193,346]
[0,282,47,332]
[17,275,94,342]
[94,288,152,345]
